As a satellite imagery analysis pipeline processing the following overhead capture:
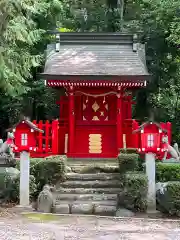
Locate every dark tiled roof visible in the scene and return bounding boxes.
[42,32,150,79]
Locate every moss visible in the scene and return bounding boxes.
[23,213,60,221]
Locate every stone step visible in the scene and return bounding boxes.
[65,173,120,181]
[56,200,117,206]
[69,166,119,173]
[56,187,120,194]
[60,180,122,188]
[55,193,117,201]
[54,203,117,215]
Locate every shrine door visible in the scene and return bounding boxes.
[74,95,117,158]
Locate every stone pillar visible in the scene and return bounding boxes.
[20,151,30,206]
[145,152,156,212]
[68,86,75,154]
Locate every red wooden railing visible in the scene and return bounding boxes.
[123,119,139,148]
[25,119,171,158]
[30,120,59,158]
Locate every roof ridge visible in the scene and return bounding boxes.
[50,32,137,45]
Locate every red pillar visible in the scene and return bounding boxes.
[68,86,75,155]
[117,87,123,151]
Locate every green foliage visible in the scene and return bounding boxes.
[15,156,66,200]
[157,182,180,216]
[120,148,138,154]
[0,0,180,144]
[4,173,37,203]
[16,158,42,171]
[156,163,180,182]
[30,155,66,195]
[118,172,148,212]
[118,153,139,173]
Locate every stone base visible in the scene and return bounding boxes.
[55,204,70,214]
[94,205,116,216]
[115,208,135,217]
[12,205,34,213]
[71,203,93,214]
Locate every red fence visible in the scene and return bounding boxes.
[123,119,139,148]
[31,120,59,158]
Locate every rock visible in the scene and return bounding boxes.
[55,204,70,214]
[32,201,38,210]
[65,166,72,173]
[156,182,168,194]
[71,203,93,214]
[115,208,135,217]
[37,184,55,213]
[94,205,116,216]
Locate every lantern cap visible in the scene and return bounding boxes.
[6,117,44,133]
[132,120,168,134]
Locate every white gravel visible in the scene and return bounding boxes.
[0,210,180,239]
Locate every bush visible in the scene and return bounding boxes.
[156,163,180,182]
[118,153,138,173]
[118,172,148,212]
[31,155,66,195]
[16,158,42,171]
[120,148,138,154]
[3,173,37,203]
[156,182,180,216]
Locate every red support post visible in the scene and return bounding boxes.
[38,120,43,153]
[52,120,59,155]
[45,120,49,153]
[68,86,75,155]
[132,120,139,148]
[117,87,123,150]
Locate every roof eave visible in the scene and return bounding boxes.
[40,73,151,81]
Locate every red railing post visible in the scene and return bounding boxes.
[132,120,139,148]
[38,120,43,153]
[45,120,49,153]
[52,120,59,155]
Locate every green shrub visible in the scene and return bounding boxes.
[119,148,138,154]
[3,173,37,203]
[157,182,180,216]
[156,163,180,182]
[31,155,66,195]
[118,172,148,212]
[118,153,138,173]
[16,158,42,171]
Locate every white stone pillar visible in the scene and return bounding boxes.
[145,152,156,212]
[20,151,30,206]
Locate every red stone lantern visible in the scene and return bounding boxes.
[133,121,168,153]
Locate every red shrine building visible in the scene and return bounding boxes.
[41,32,150,158]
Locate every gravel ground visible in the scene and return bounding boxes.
[0,210,180,239]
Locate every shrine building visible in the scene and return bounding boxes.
[41,32,150,158]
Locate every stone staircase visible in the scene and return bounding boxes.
[53,170,121,216]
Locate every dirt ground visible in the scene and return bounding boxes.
[0,209,180,239]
